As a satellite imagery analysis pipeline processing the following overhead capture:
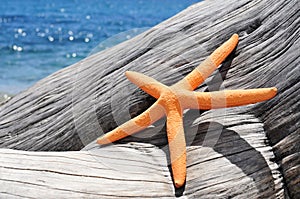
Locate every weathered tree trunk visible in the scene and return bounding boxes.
[0,0,299,198]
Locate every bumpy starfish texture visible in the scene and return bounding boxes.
[97,34,277,188]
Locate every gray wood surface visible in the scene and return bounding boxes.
[0,0,299,198]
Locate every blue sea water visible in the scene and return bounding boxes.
[0,0,200,95]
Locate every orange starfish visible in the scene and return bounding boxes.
[96,34,277,188]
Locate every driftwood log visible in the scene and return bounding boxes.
[0,0,299,198]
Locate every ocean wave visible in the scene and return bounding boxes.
[0,0,200,94]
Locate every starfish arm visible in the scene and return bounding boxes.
[97,102,165,145]
[125,71,167,99]
[175,34,239,90]
[166,109,187,188]
[188,87,277,109]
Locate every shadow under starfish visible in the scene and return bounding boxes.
[96,34,277,188]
